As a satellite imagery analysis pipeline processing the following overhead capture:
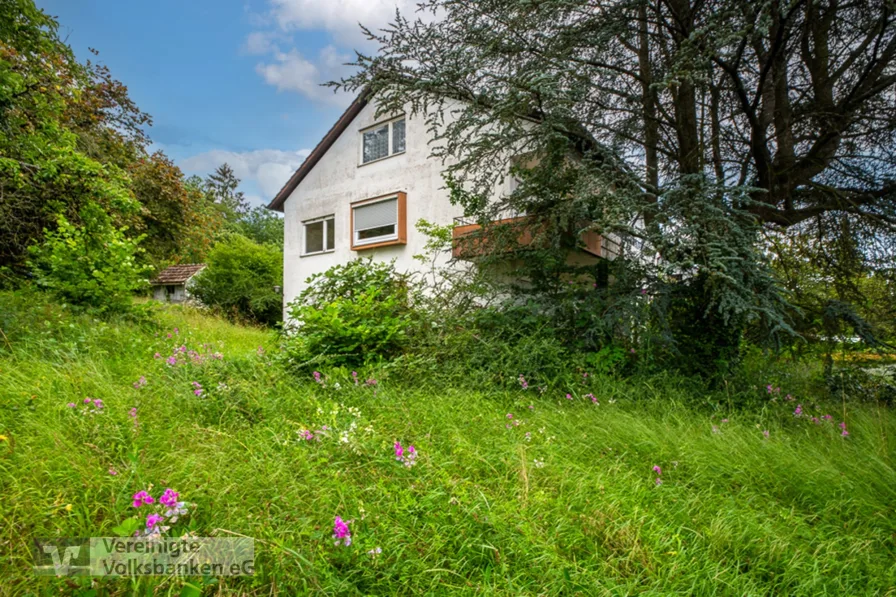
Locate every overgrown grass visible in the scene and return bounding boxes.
[1,290,894,595]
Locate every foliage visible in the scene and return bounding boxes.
[189,234,282,326]
[229,205,284,247]
[1,292,895,594]
[205,163,249,222]
[27,202,151,312]
[284,259,411,368]
[336,0,896,355]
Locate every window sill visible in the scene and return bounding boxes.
[300,249,336,258]
[358,151,406,167]
[352,238,406,251]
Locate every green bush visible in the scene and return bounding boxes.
[27,202,150,313]
[284,259,411,368]
[189,233,282,326]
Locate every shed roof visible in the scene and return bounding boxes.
[151,264,206,285]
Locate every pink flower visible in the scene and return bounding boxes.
[655,478,662,485]
[146,513,163,529]
[652,465,662,476]
[83,398,91,404]
[153,352,161,359]
[159,488,179,508]
[66,402,76,408]
[313,371,321,382]
[763,430,770,439]
[394,441,404,461]
[566,393,573,400]
[506,413,513,419]
[839,421,849,437]
[333,516,351,546]
[166,356,176,366]
[92,399,104,409]
[132,491,154,508]
[108,468,118,476]
[518,374,528,390]
[793,404,803,417]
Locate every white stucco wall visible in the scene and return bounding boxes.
[281,101,473,308]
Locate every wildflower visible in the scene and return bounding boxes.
[333,516,351,546]
[153,352,161,359]
[367,547,382,556]
[146,513,163,529]
[586,393,598,404]
[528,404,534,410]
[92,399,104,410]
[712,425,720,434]
[525,432,531,441]
[533,458,545,469]
[109,468,118,476]
[394,441,403,461]
[159,488,180,508]
[191,381,203,397]
[566,393,573,400]
[630,348,636,354]
[366,378,377,386]
[133,376,147,389]
[298,429,315,441]
[793,404,803,417]
[763,430,770,439]
[652,465,662,476]
[655,478,662,486]
[166,356,176,366]
[518,374,528,390]
[0,435,7,442]
[822,414,833,421]
[405,445,417,467]
[839,421,849,437]
[173,328,179,335]
[66,402,76,408]
[721,418,729,424]
[257,346,265,357]
[313,371,321,382]
[83,398,91,404]
[132,491,155,508]
[811,417,820,424]
[64,504,73,512]
[352,371,359,385]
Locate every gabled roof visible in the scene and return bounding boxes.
[151,264,206,285]
[267,88,372,212]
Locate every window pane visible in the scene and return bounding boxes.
[362,125,389,163]
[325,218,335,250]
[392,119,405,154]
[354,198,397,232]
[305,221,324,253]
[358,224,396,240]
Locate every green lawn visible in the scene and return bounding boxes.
[1,291,894,595]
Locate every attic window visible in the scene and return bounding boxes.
[361,117,405,164]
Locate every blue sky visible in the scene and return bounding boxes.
[36,0,415,206]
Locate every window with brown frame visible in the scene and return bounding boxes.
[350,192,407,251]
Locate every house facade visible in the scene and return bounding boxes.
[268,91,617,313]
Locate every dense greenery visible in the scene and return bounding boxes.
[1,291,894,594]
[0,1,282,315]
[189,234,283,326]
[338,0,896,359]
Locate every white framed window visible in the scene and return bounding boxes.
[303,216,335,256]
[360,117,406,164]
[353,197,398,246]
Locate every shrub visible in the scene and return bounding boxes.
[189,233,282,326]
[284,259,411,368]
[28,202,150,312]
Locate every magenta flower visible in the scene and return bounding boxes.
[506,413,513,419]
[133,376,147,389]
[518,374,528,390]
[394,441,404,461]
[92,399,104,409]
[66,402,76,408]
[822,414,833,421]
[352,371,359,385]
[313,371,321,382]
[108,468,118,476]
[566,393,573,400]
[652,465,662,476]
[166,356,176,366]
[132,490,155,508]
[793,404,803,417]
[153,352,162,359]
[159,488,179,508]
[333,516,351,546]
[839,421,849,437]
[146,513,163,529]
[83,397,91,404]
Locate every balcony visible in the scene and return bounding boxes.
[451,215,611,260]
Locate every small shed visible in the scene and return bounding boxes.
[150,264,206,303]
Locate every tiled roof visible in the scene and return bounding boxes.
[151,264,206,285]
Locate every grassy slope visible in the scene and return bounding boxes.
[0,291,894,595]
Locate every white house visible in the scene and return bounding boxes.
[268,91,616,312]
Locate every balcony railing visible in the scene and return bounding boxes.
[451,215,607,260]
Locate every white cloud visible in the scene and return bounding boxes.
[254,46,352,105]
[180,148,311,200]
[267,0,418,46]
